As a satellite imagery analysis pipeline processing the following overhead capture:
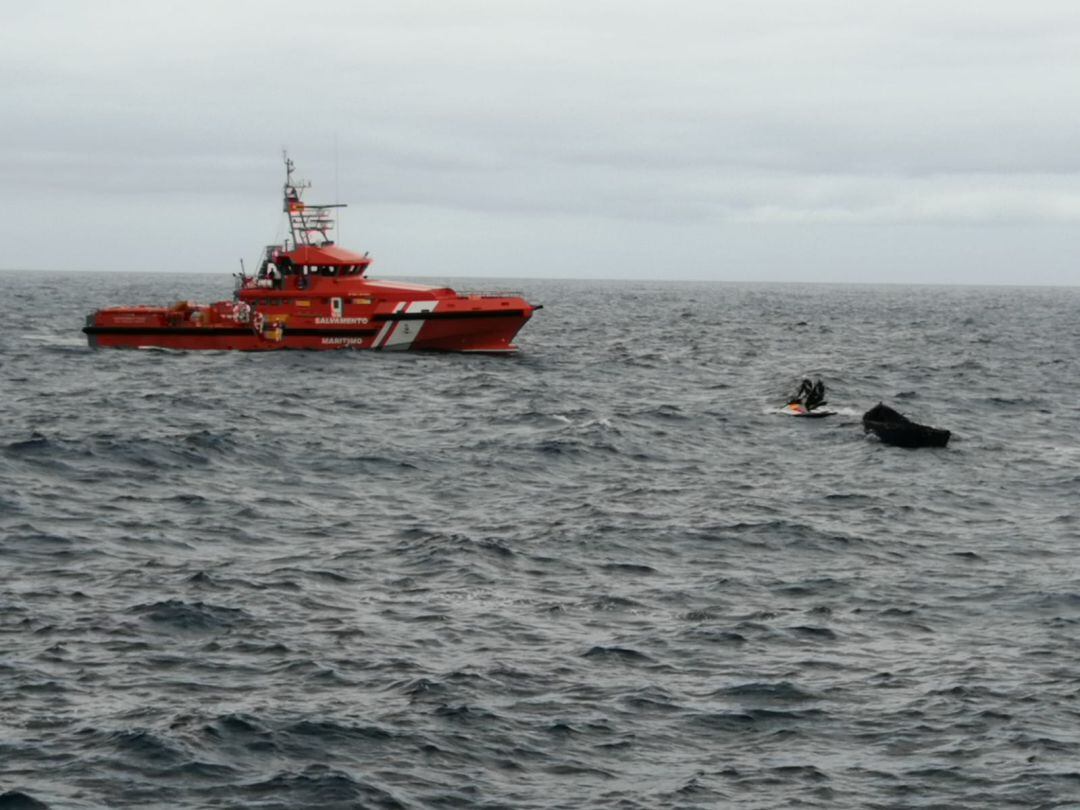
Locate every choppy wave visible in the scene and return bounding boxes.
[2,272,1080,807]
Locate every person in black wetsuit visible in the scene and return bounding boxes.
[806,379,827,410]
[790,378,827,410]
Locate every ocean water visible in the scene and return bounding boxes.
[2,270,1079,809]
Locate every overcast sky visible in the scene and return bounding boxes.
[3,1,1079,283]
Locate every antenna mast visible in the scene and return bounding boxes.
[281,151,346,248]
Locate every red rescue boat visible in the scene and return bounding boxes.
[84,156,540,352]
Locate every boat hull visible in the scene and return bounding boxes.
[84,296,536,353]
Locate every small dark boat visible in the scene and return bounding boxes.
[862,403,950,448]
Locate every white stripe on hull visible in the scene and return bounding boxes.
[382,301,438,350]
[371,302,406,348]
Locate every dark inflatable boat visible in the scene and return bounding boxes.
[863,403,950,448]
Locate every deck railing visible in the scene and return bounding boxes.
[456,290,525,298]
